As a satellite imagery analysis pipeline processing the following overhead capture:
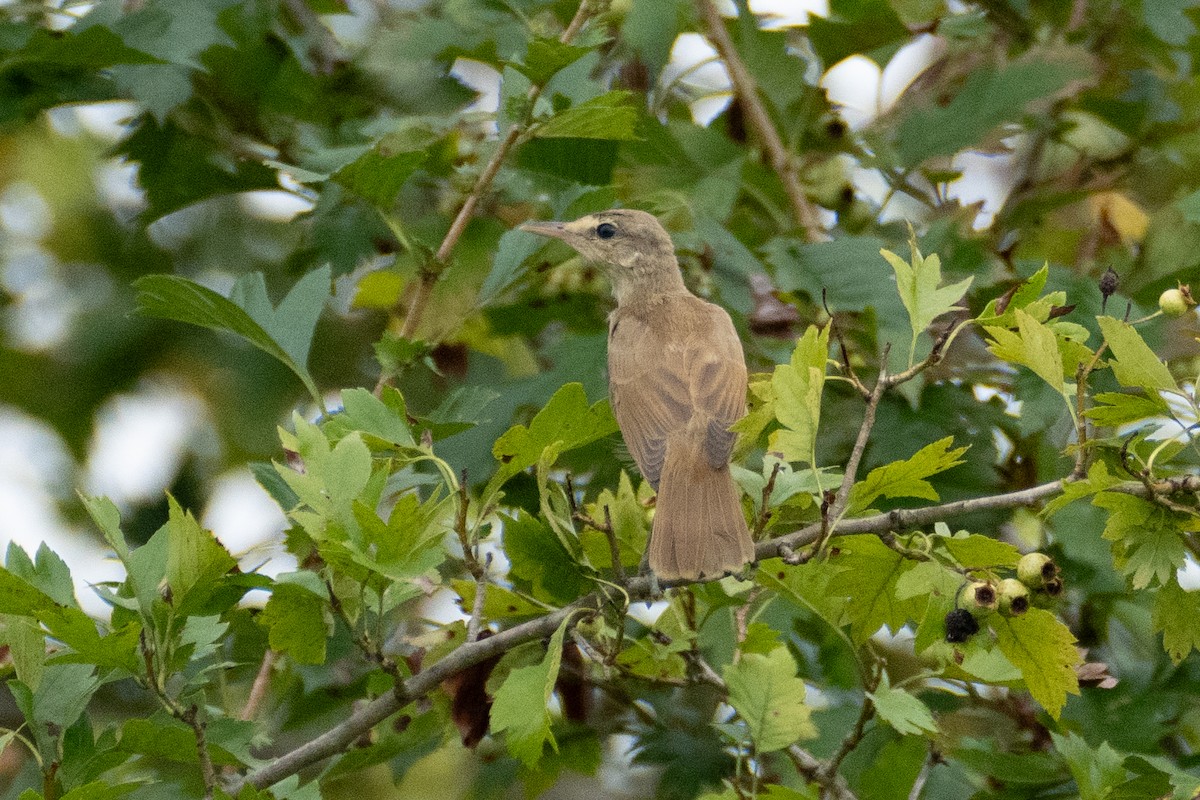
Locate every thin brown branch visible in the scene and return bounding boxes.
[183,705,219,800]
[786,745,859,800]
[240,650,278,722]
[601,504,627,584]
[695,0,825,241]
[754,461,784,539]
[819,667,879,786]
[376,0,597,393]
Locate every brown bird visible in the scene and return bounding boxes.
[521,209,754,581]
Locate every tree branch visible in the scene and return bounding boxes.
[695,0,825,241]
[237,469,1200,792]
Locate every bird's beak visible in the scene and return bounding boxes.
[519,220,569,241]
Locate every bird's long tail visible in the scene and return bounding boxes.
[648,427,754,581]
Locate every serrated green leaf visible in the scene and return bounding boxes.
[335,387,414,447]
[724,646,816,751]
[975,265,1051,327]
[490,615,573,766]
[1052,732,1128,800]
[259,582,328,665]
[827,535,925,643]
[896,56,1091,165]
[503,510,587,605]
[1093,493,1191,589]
[1084,392,1171,426]
[333,145,425,208]
[992,608,1080,719]
[134,268,329,405]
[533,91,638,140]
[1043,461,1120,517]
[868,675,937,735]
[1153,578,1200,664]
[511,38,592,85]
[490,383,617,486]
[985,310,1073,416]
[768,324,830,466]
[882,240,973,364]
[79,494,130,563]
[941,533,1021,569]
[165,497,237,614]
[451,580,545,619]
[848,437,968,514]
[1097,316,1178,393]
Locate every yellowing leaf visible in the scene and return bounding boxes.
[991,608,1080,719]
[985,310,1067,399]
[1096,316,1178,393]
[882,240,973,365]
[724,647,816,751]
[768,325,830,465]
[1153,578,1200,664]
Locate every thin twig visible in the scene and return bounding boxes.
[240,650,278,722]
[376,0,597,393]
[907,748,936,800]
[754,462,784,539]
[183,705,219,800]
[695,0,825,241]
[467,552,492,642]
[820,682,878,785]
[601,505,627,584]
[786,745,859,800]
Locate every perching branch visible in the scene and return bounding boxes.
[695,0,826,242]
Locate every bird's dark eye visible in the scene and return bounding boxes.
[596,222,617,240]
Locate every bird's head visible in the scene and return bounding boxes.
[520,209,678,277]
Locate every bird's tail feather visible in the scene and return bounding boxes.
[649,432,754,581]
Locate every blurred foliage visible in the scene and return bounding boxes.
[2,0,1200,799]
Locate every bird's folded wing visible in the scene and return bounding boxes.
[609,306,746,489]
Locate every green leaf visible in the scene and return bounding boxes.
[848,437,968,514]
[1052,732,1128,800]
[259,581,328,665]
[333,144,426,209]
[1093,493,1191,589]
[490,615,574,766]
[533,91,639,140]
[79,495,130,562]
[579,471,649,571]
[1042,461,1121,517]
[724,646,816,751]
[164,497,237,614]
[991,608,1080,719]
[1152,578,1200,664]
[868,675,937,736]
[985,310,1068,400]
[827,535,925,643]
[1178,188,1200,223]
[59,781,139,800]
[335,387,415,447]
[134,268,330,405]
[451,580,545,619]
[896,56,1092,165]
[2,615,44,691]
[4,25,161,69]
[882,239,973,363]
[490,383,618,486]
[503,511,587,605]
[1097,316,1179,393]
[768,324,830,466]
[511,39,592,85]
[1084,392,1171,426]
[479,229,541,307]
[940,532,1021,569]
[974,265,1055,327]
